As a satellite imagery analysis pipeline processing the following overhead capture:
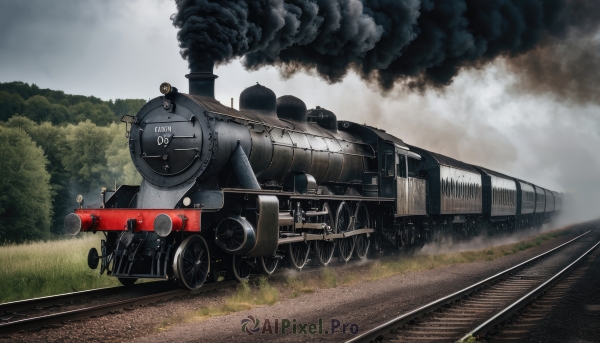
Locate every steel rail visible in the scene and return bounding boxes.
[0,281,173,316]
[344,230,591,343]
[0,280,236,335]
[460,239,600,342]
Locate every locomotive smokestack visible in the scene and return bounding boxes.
[185,60,218,98]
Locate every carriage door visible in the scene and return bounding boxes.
[396,152,408,216]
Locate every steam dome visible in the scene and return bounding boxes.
[239,83,276,113]
[276,95,307,122]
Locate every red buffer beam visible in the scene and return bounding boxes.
[64,208,201,237]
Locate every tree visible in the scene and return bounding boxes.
[60,120,111,190]
[5,117,69,234]
[69,101,115,126]
[0,81,103,106]
[22,95,52,123]
[0,126,52,242]
[105,123,142,186]
[108,99,146,118]
[0,91,25,122]
[4,117,67,177]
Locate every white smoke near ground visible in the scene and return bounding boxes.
[418,220,571,256]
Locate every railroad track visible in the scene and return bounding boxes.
[477,245,600,342]
[0,280,236,335]
[346,230,599,343]
[0,280,177,317]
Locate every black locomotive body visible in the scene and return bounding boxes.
[66,64,561,289]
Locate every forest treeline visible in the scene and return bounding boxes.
[0,82,145,243]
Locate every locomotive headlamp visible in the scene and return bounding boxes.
[159,82,172,95]
[182,197,192,207]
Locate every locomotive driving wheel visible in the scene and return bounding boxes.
[232,255,252,282]
[353,202,370,260]
[336,202,355,262]
[288,241,310,269]
[259,255,279,275]
[314,202,336,266]
[173,235,210,290]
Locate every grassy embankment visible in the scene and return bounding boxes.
[0,235,120,303]
[157,226,574,329]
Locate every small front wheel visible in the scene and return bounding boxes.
[173,235,210,290]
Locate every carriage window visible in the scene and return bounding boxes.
[397,154,407,178]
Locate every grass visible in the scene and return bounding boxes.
[0,234,120,303]
[158,277,279,330]
[461,335,479,343]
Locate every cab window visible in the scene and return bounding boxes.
[397,154,407,178]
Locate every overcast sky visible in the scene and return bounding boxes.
[1,0,599,222]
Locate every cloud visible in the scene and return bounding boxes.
[0,0,186,100]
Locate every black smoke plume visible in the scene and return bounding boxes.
[173,0,600,92]
[505,0,600,104]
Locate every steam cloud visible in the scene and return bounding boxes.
[173,0,600,92]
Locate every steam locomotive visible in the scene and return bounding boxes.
[65,63,561,289]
